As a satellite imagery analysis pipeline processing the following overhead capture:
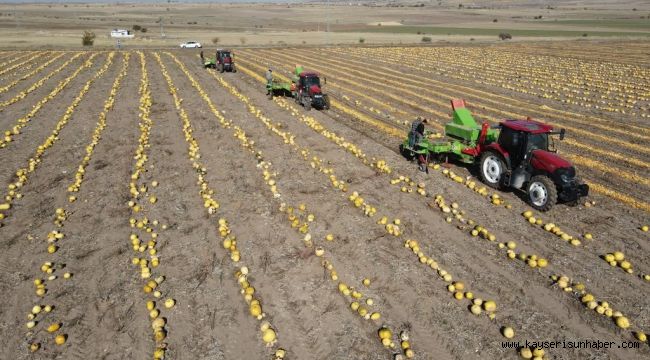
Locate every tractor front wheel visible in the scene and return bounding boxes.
[479,152,504,189]
[527,175,557,212]
[323,95,331,110]
[304,98,312,111]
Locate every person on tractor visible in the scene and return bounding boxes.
[265,69,273,95]
[408,117,429,172]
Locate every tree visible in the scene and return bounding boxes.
[82,31,96,46]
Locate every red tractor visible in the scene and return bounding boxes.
[202,49,237,72]
[402,100,589,210]
[215,49,236,73]
[477,119,589,210]
[292,66,330,111]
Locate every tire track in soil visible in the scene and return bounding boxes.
[194,52,648,360]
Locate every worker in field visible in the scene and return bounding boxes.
[408,117,429,172]
[265,68,273,95]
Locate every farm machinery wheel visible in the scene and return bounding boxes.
[399,144,415,161]
[479,151,504,189]
[527,175,557,212]
[323,95,331,110]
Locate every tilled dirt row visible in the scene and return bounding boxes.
[0,51,85,119]
[0,52,100,184]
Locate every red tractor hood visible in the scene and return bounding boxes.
[530,150,572,173]
[309,84,321,94]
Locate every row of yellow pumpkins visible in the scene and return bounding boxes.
[25,52,129,353]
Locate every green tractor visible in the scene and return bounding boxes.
[267,65,330,110]
[400,99,589,211]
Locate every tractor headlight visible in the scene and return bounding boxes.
[556,167,575,184]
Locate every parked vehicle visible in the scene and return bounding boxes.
[180,41,202,48]
[110,29,134,39]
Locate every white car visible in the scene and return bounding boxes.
[180,41,202,48]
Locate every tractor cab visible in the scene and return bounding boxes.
[497,120,560,169]
[215,49,236,73]
[298,72,322,95]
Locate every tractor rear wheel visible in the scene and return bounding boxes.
[479,152,504,189]
[527,175,557,212]
[323,95,331,110]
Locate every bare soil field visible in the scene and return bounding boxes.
[0,41,649,359]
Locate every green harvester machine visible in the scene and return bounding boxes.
[266,65,303,98]
[401,99,499,164]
